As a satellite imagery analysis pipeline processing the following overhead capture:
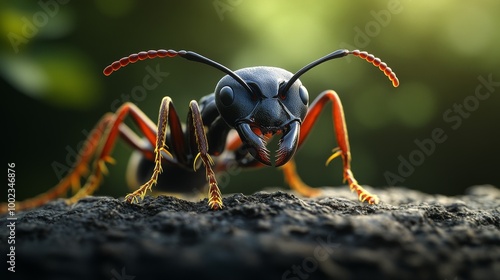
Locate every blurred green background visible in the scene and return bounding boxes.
[2,0,499,202]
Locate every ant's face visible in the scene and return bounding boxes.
[215,67,308,166]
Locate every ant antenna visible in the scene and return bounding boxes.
[280,49,399,95]
[103,49,254,95]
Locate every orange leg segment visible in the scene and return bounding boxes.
[285,90,379,204]
[281,159,321,197]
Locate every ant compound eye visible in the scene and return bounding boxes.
[299,86,309,105]
[219,86,234,106]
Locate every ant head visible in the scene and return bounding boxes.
[213,66,309,166]
[214,66,308,127]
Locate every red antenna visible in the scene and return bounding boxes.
[350,50,399,87]
[280,49,399,95]
[102,49,254,94]
[103,50,176,76]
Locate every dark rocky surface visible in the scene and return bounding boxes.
[1,185,499,280]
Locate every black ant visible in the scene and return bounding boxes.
[2,49,398,212]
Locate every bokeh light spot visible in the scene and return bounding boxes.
[95,0,136,18]
[390,83,436,127]
[445,5,493,56]
[352,86,392,129]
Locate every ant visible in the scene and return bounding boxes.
[2,49,398,212]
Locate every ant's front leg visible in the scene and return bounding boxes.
[124,98,223,210]
[291,90,379,204]
[188,100,223,210]
[124,97,175,203]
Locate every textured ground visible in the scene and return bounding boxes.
[1,185,499,280]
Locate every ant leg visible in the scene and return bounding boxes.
[188,100,223,210]
[124,97,176,203]
[0,114,113,213]
[0,103,159,213]
[281,159,321,197]
[68,102,161,203]
[295,90,379,204]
